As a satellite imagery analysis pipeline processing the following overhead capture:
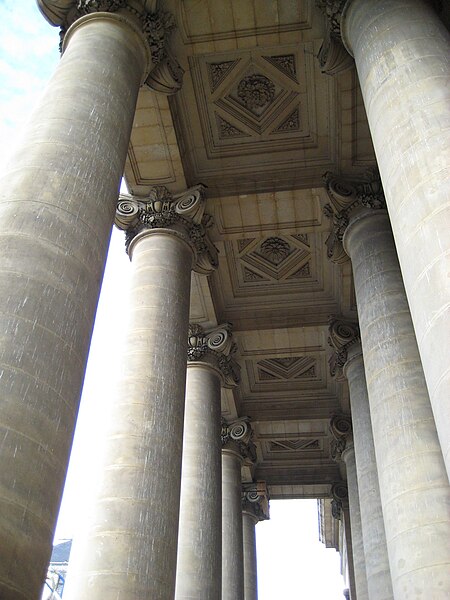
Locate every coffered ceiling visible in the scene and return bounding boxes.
[124,0,374,499]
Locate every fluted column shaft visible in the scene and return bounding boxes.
[242,512,258,600]
[175,364,222,600]
[344,209,450,597]
[342,0,450,477]
[344,346,393,600]
[0,13,149,600]
[222,450,245,600]
[64,230,193,600]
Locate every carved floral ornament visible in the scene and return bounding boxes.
[187,323,240,388]
[327,317,360,380]
[323,170,386,265]
[221,417,257,464]
[242,481,270,522]
[237,74,275,111]
[115,185,218,275]
[37,0,183,93]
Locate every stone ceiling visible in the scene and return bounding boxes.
[123,0,375,499]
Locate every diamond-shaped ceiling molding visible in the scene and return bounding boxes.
[238,235,311,282]
[207,54,302,137]
[257,356,317,381]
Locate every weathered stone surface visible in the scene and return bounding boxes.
[0,11,147,600]
[343,208,450,597]
[175,364,222,600]
[343,344,394,600]
[176,323,238,600]
[342,0,450,481]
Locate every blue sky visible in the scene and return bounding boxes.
[0,2,346,597]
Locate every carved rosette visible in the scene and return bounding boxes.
[315,1,354,75]
[242,481,270,522]
[323,170,385,264]
[327,317,360,380]
[331,481,348,521]
[329,413,352,462]
[37,0,183,93]
[115,185,218,275]
[221,417,257,465]
[187,323,240,388]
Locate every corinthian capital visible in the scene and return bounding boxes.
[38,0,183,92]
[315,1,353,75]
[329,413,352,462]
[328,317,360,379]
[187,323,240,388]
[323,170,385,264]
[242,481,270,522]
[221,417,256,465]
[331,481,348,520]
[116,185,218,275]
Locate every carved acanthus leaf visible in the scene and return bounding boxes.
[315,1,353,75]
[323,170,385,264]
[242,481,270,522]
[187,323,240,388]
[115,185,218,275]
[331,481,348,520]
[329,413,352,461]
[328,317,360,379]
[221,417,257,464]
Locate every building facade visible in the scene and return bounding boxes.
[0,1,449,599]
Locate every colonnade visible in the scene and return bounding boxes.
[0,0,448,598]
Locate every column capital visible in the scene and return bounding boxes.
[329,413,353,462]
[187,323,240,388]
[327,317,360,380]
[242,481,270,523]
[323,170,385,264]
[315,1,353,75]
[221,417,256,465]
[116,185,218,274]
[331,481,349,520]
[37,0,183,92]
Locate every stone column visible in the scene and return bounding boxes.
[320,0,450,479]
[331,482,356,600]
[175,324,239,600]
[222,419,256,600]
[0,2,177,598]
[324,173,450,597]
[241,482,270,600]
[63,186,218,600]
[329,321,393,600]
[330,421,368,600]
